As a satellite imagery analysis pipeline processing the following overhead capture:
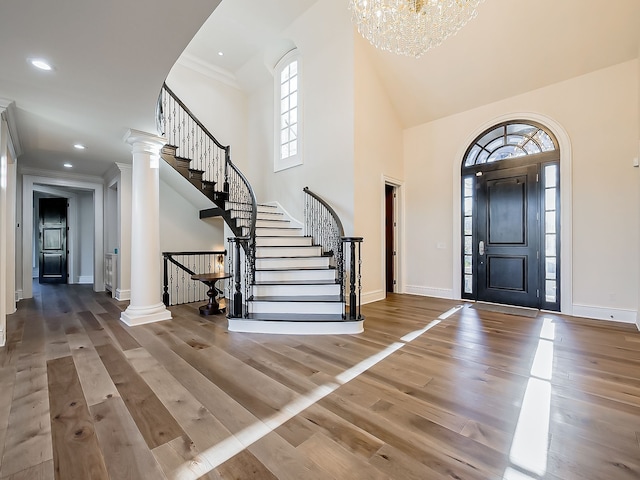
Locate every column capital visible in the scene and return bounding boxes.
[123,129,166,150]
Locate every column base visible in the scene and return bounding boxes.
[115,288,131,301]
[120,302,171,326]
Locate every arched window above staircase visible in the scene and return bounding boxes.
[274,48,303,172]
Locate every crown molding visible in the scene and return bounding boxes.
[18,165,105,185]
[0,99,23,158]
[176,53,241,90]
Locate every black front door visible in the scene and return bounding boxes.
[39,197,68,284]
[476,165,539,308]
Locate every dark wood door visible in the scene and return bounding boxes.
[39,197,68,284]
[476,165,539,307]
[385,184,394,293]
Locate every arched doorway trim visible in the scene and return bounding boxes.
[452,112,573,314]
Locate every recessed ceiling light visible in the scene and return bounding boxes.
[218,51,224,56]
[73,143,86,150]
[63,163,73,168]
[29,58,53,71]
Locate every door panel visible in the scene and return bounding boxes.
[476,165,539,307]
[39,197,68,284]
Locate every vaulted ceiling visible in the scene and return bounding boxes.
[2,0,639,177]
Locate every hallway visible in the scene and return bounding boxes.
[0,284,638,479]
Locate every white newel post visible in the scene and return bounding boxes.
[120,129,171,326]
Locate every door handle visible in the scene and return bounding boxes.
[479,240,485,256]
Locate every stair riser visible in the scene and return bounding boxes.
[225,202,278,214]
[255,270,336,283]
[228,319,363,335]
[254,228,303,237]
[233,212,284,221]
[252,284,340,297]
[249,301,343,315]
[255,257,329,269]
[255,237,313,247]
[241,219,291,228]
[256,246,322,258]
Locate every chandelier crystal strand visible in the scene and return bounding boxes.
[349,0,483,58]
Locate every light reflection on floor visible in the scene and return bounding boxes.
[504,317,556,479]
[170,305,464,479]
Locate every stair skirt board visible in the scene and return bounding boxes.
[255,257,329,269]
[255,246,322,258]
[255,236,313,247]
[254,269,337,282]
[228,318,364,335]
[252,283,341,297]
[248,301,343,315]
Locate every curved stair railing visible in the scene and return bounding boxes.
[303,187,363,320]
[157,83,257,317]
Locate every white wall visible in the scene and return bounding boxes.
[244,0,356,231]
[166,61,249,171]
[404,60,640,321]
[159,179,225,252]
[354,35,404,303]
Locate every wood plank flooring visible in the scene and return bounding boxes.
[1,284,639,479]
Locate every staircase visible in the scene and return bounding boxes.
[226,202,361,334]
[157,83,364,334]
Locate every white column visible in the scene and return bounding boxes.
[120,129,171,326]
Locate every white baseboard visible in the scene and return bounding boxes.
[0,330,5,347]
[572,304,637,324]
[404,285,455,300]
[636,316,639,332]
[361,289,385,305]
[15,290,23,302]
[77,276,93,284]
[115,289,131,301]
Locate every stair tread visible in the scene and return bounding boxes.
[257,255,326,259]
[256,226,302,230]
[253,280,337,285]
[256,245,318,249]
[240,313,353,322]
[251,295,342,302]
[256,266,335,271]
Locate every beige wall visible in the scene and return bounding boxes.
[404,60,640,321]
[354,35,404,303]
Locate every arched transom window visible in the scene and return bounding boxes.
[463,122,558,168]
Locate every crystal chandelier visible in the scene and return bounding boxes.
[349,0,483,58]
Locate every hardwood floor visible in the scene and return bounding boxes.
[1,284,639,479]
